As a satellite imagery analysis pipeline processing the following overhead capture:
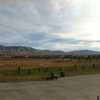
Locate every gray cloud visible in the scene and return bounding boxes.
[0,0,99,51]
[0,0,81,33]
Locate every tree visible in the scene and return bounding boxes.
[17,66,21,74]
[60,71,65,77]
[27,69,31,75]
[92,64,95,69]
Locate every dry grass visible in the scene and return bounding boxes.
[0,57,100,69]
[0,57,100,81]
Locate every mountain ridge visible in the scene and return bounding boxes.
[0,45,99,57]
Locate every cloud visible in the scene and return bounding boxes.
[0,0,85,33]
[0,0,100,51]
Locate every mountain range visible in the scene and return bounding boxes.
[0,45,99,57]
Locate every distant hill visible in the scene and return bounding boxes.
[0,45,99,57]
[68,50,100,55]
[0,45,66,57]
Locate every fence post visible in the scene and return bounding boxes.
[97,96,99,100]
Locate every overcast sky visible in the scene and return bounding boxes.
[0,0,100,51]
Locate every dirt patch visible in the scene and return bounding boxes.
[0,75,100,100]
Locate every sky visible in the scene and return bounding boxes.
[0,0,100,51]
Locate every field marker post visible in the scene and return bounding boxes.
[97,96,99,100]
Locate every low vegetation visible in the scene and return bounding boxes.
[0,55,100,81]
